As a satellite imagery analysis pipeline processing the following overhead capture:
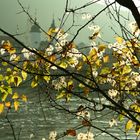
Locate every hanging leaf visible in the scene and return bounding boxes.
[83,87,90,96]
[49,54,56,62]
[66,129,76,136]
[98,44,107,52]
[43,76,50,82]
[79,83,85,88]
[89,48,97,57]
[95,59,101,66]
[76,61,83,71]
[0,103,4,114]
[122,65,132,75]
[7,86,12,94]
[14,76,22,86]
[56,91,65,99]
[31,80,38,88]
[2,92,9,102]
[0,74,3,81]
[66,93,71,102]
[2,62,8,66]
[21,95,27,102]
[135,124,140,135]
[125,120,133,131]
[100,67,110,75]
[12,92,19,99]
[59,62,67,69]
[82,119,91,126]
[21,70,27,80]
[14,101,19,111]
[115,36,124,44]
[103,55,109,63]
[5,102,11,108]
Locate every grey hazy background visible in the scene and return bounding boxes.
[0,0,134,44]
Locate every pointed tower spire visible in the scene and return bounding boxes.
[50,14,56,29]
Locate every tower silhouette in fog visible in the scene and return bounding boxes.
[30,19,41,49]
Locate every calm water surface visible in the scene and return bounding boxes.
[0,87,138,140]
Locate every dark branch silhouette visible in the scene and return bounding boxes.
[116,0,140,28]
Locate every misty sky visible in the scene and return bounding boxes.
[0,0,138,44]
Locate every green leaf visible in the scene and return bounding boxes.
[2,62,8,66]
[100,67,110,75]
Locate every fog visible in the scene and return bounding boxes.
[0,0,135,44]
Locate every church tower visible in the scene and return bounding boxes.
[50,17,56,30]
[30,20,41,49]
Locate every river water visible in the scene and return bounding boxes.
[0,86,138,140]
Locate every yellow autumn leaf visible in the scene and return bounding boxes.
[100,67,110,75]
[56,91,65,99]
[89,48,97,57]
[76,61,83,70]
[5,102,11,108]
[2,92,8,102]
[6,76,14,85]
[21,95,27,102]
[68,80,73,86]
[12,92,19,99]
[0,74,3,81]
[0,103,4,114]
[66,93,71,102]
[21,70,27,80]
[14,101,19,111]
[125,120,133,131]
[31,80,38,88]
[8,47,16,54]
[115,36,124,44]
[43,76,50,82]
[98,44,107,52]
[59,62,67,69]
[79,83,85,88]
[103,55,109,63]
[14,76,22,86]
[2,62,8,66]
[135,125,140,135]
[95,59,101,66]
[83,55,87,62]
[122,65,132,75]
[49,54,56,62]
[47,28,57,40]
[7,86,12,94]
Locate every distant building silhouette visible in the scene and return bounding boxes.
[30,20,41,49]
[39,17,56,50]
[0,18,56,51]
